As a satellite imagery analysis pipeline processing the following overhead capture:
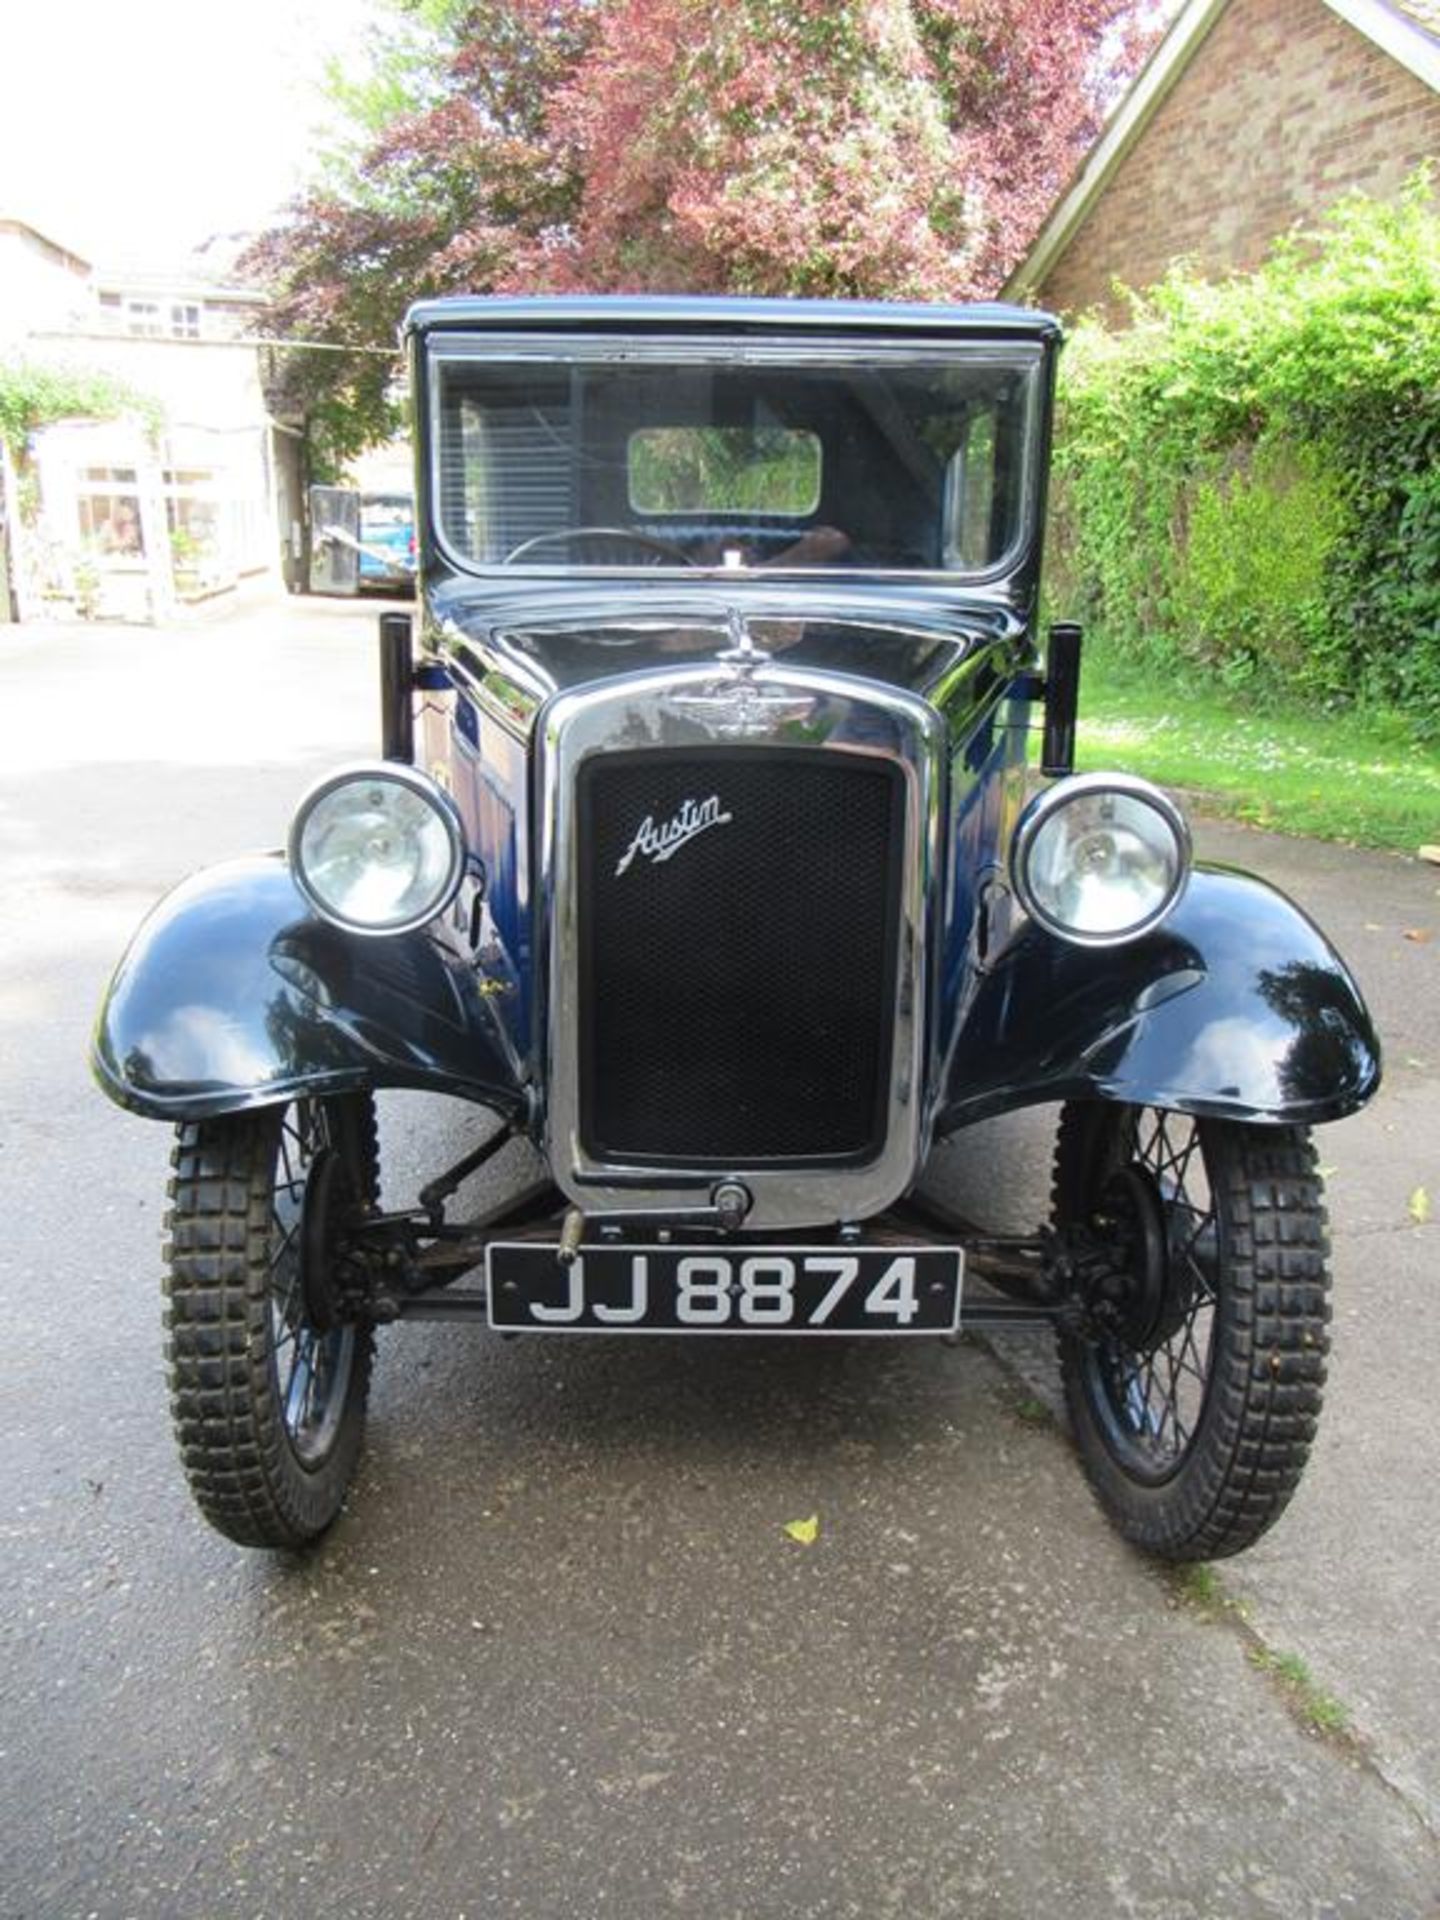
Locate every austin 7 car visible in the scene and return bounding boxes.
[93,297,1380,1556]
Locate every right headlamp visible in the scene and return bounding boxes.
[1011,774,1191,947]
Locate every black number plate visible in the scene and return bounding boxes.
[486,1244,962,1334]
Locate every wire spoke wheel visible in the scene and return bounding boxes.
[164,1094,379,1548]
[1053,1102,1331,1562]
[1083,1109,1219,1482]
[268,1106,356,1466]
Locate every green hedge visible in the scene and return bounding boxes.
[1051,174,1440,735]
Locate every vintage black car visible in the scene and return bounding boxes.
[93,297,1380,1559]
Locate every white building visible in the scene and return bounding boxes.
[1,217,287,621]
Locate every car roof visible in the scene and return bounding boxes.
[403,293,1061,345]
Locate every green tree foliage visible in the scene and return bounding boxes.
[1053,176,1440,734]
[0,360,157,463]
[244,1,597,463]
[243,0,1153,464]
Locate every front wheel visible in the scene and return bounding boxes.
[1053,1103,1331,1561]
[163,1095,379,1548]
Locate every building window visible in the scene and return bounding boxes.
[78,472,145,557]
[162,467,222,584]
[119,298,203,338]
[124,300,162,337]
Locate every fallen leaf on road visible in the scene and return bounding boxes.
[1364,922,1384,932]
[784,1514,820,1546]
[1409,1187,1431,1225]
[1403,929,1434,944]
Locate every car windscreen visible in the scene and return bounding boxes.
[429,337,1043,578]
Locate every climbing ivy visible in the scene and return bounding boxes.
[0,360,159,464]
[1052,173,1440,735]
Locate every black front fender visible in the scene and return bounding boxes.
[937,864,1381,1132]
[92,854,528,1123]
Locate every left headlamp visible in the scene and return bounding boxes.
[289,763,467,936]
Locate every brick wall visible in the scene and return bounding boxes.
[1039,0,1440,317]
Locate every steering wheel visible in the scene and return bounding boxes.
[500,527,695,567]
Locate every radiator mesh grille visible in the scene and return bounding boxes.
[578,748,904,1164]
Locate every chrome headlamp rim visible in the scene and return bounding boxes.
[288,760,468,938]
[1011,771,1191,949]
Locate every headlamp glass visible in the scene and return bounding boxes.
[1014,778,1189,945]
[290,766,465,935]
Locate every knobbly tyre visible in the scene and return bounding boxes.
[93,297,1381,1557]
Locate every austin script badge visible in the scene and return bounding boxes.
[615,794,733,876]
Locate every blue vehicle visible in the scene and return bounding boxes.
[94,298,1380,1555]
[357,491,416,590]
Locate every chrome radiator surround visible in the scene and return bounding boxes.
[537,660,945,1230]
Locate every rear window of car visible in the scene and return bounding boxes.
[627,426,822,517]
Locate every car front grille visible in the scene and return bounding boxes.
[576,746,905,1166]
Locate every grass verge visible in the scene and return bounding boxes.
[1074,644,1440,853]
